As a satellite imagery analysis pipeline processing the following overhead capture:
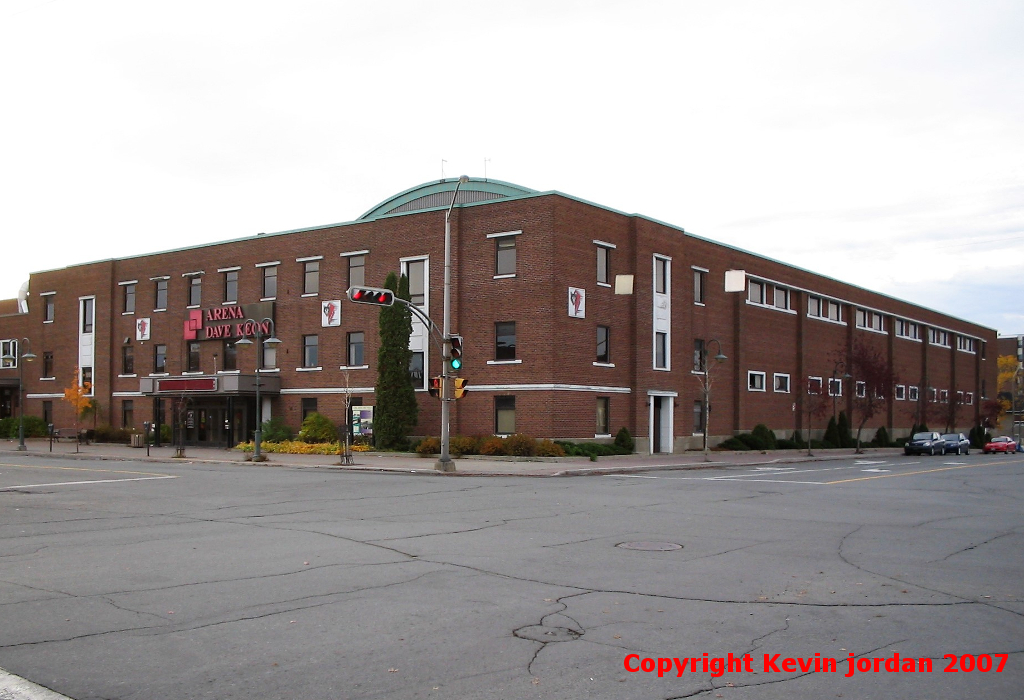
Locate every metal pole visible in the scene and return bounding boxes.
[436,175,468,472]
[17,356,25,450]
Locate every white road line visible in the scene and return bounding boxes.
[1,476,178,491]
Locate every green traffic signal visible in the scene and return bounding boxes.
[450,357,462,370]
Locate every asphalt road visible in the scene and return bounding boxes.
[0,451,1021,699]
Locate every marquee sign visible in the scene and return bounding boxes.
[182,302,275,342]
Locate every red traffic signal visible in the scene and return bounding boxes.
[347,286,395,306]
[428,375,442,398]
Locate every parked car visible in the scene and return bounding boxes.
[904,432,946,456]
[941,433,971,455]
[983,436,1019,454]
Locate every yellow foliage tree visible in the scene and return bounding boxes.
[62,367,92,451]
[998,355,1020,394]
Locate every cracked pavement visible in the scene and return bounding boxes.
[0,453,1022,699]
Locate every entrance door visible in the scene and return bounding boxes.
[653,399,662,453]
[649,395,675,454]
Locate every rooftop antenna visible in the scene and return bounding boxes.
[441,159,447,181]
[484,157,490,181]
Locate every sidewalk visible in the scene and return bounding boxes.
[0,438,904,477]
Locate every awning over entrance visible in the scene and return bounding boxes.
[139,374,281,396]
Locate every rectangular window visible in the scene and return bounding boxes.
[406,259,426,306]
[748,371,766,391]
[747,280,765,304]
[808,377,823,395]
[301,397,318,421]
[929,328,950,347]
[121,346,134,375]
[409,351,424,385]
[957,337,977,353]
[223,340,237,371]
[260,342,277,371]
[774,287,789,310]
[121,400,134,429]
[855,381,866,398]
[956,390,964,404]
[224,270,238,303]
[348,255,365,288]
[596,397,609,435]
[44,295,55,322]
[0,339,17,368]
[155,280,168,310]
[966,392,974,405]
[303,335,319,368]
[693,400,705,434]
[693,338,706,372]
[81,298,94,333]
[596,246,610,285]
[939,389,949,403]
[263,266,278,299]
[81,367,93,394]
[895,384,906,400]
[188,277,202,307]
[187,341,201,372]
[655,258,668,294]
[654,332,668,369]
[693,270,706,304]
[909,385,919,401]
[496,236,516,276]
[596,326,610,363]
[304,261,320,295]
[774,373,790,393]
[495,396,516,435]
[43,351,54,378]
[828,378,843,396]
[154,344,167,373]
[928,387,938,402]
[896,319,920,339]
[43,400,52,427]
[123,284,136,313]
[808,296,821,317]
[347,332,364,366]
[495,322,517,361]
[827,301,841,322]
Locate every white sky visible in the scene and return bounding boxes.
[2,0,1022,334]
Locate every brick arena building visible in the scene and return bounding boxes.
[0,178,999,453]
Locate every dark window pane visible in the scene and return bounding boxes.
[495,322,516,361]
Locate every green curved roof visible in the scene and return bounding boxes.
[358,177,537,220]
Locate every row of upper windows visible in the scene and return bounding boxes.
[745,371,978,404]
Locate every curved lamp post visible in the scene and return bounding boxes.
[697,338,728,461]
[831,360,852,419]
[235,318,281,462]
[2,338,36,451]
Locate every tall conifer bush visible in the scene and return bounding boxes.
[374,272,418,449]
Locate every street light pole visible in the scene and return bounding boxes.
[698,339,727,461]
[831,360,849,420]
[4,338,37,451]
[235,318,281,462]
[437,175,469,473]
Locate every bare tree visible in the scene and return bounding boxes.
[844,341,898,453]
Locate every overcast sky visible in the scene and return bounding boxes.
[2,0,1021,335]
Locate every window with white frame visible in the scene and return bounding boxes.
[856,309,884,332]
[0,339,17,368]
[596,245,611,285]
[808,377,823,395]
[495,236,517,276]
[957,337,977,353]
[966,392,974,405]
[774,373,790,393]
[655,258,668,294]
[928,387,938,402]
[909,385,919,401]
[774,287,790,310]
[956,390,964,404]
[693,269,706,304]
[855,381,866,398]
[895,319,920,340]
[302,259,320,295]
[939,389,948,403]
[808,295,842,322]
[748,371,766,391]
[404,258,427,306]
[43,293,55,322]
[747,280,766,305]
[929,328,950,347]
[828,377,843,396]
[654,332,668,369]
[895,384,906,400]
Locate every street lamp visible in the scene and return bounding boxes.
[831,360,852,419]
[235,318,281,462]
[2,338,37,451]
[696,339,728,461]
[437,174,470,472]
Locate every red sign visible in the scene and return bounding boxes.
[156,377,218,392]
[182,303,274,342]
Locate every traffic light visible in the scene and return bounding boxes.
[454,377,469,399]
[428,375,442,398]
[347,286,395,306]
[449,334,463,371]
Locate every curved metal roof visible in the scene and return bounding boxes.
[358,177,537,220]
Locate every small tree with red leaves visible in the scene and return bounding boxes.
[844,341,898,453]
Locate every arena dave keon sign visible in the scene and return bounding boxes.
[182,302,275,341]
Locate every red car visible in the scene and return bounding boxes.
[983,436,1018,454]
